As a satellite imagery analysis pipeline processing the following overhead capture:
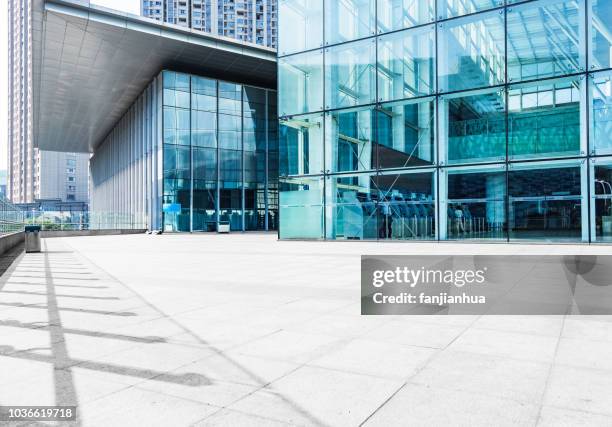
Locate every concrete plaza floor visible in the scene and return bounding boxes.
[1,234,612,426]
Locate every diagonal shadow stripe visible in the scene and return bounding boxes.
[0,346,210,386]
[0,320,166,344]
[0,302,136,316]
[0,290,119,300]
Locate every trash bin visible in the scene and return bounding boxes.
[217,221,230,234]
[25,225,42,253]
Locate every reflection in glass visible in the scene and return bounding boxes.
[244,87,268,230]
[377,0,434,33]
[163,71,190,108]
[163,145,191,232]
[278,0,323,55]
[373,172,436,240]
[508,78,582,159]
[325,0,375,45]
[593,162,612,242]
[279,177,325,238]
[446,167,506,240]
[509,164,582,241]
[591,72,612,155]
[507,0,585,82]
[326,107,375,173]
[193,148,217,231]
[279,50,324,116]
[279,114,324,176]
[325,39,376,109]
[327,174,378,240]
[377,26,435,102]
[164,107,190,146]
[438,11,505,92]
[443,88,506,165]
[377,98,434,169]
[438,0,503,19]
[590,0,612,71]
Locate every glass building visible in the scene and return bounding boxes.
[278,0,612,243]
[91,70,278,232]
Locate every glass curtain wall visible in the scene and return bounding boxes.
[162,71,277,232]
[278,0,612,243]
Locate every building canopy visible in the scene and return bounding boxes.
[32,0,277,153]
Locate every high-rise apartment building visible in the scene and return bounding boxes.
[8,0,89,204]
[142,0,277,48]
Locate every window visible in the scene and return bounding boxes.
[377,25,435,102]
[377,0,434,34]
[507,0,585,82]
[279,50,324,116]
[325,38,376,109]
[377,97,435,169]
[278,0,323,55]
[326,106,376,173]
[508,161,584,241]
[279,113,324,176]
[441,87,506,165]
[438,10,505,92]
[325,0,375,45]
[508,77,583,159]
[444,165,506,240]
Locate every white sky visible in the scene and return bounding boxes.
[0,0,140,171]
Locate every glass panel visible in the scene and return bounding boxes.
[325,0,375,45]
[438,0,504,19]
[509,163,583,241]
[377,0,435,34]
[163,71,190,108]
[508,77,582,159]
[163,144,191,180]
[325,38,376,109]
[191,110,216,148]
[377,25,435,102]
[193,148,217,231]
[377,97,435,169]
[591,71,612,155]
[219,149,243,231]
[507,0,585,83]
[590,0,612,72]
[164,107,190,146]
[279,114,324,176]
[268,93,279,230]
[372,172,436,240]
[191,76,216,112]
[218,82,242,151]
[279,177,325,238]
[446,166,507,240]
[278,0,323,56]
[326,107,375,173]
[593,161,612,242]
[163,143,191,232]
[279,50,324,116]
[443,88,506,165]
[438,10,505,92]
[244,87,268,230]
[326,173,378,240]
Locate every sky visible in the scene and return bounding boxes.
[0,0,140,171]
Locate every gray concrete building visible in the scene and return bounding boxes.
[7,0,89,204]
[141,0,277,48]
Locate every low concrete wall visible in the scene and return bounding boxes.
[0,232,24,255]
[41,229,147,238]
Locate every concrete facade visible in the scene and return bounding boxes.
[8,0,89,204]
